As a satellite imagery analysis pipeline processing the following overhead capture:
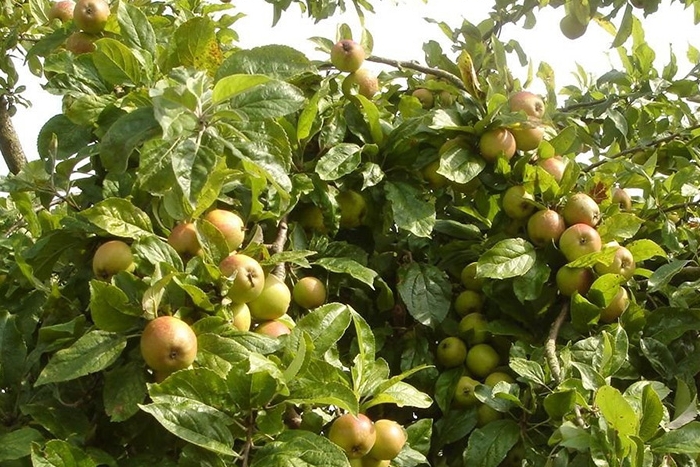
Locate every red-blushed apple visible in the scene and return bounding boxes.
[511,120,545,151]
[562,193,601,227]
[453,375,480,408]
[479,128,517,163]
[328,413,377,459]
[466,343,500,378]
[599,287,630,323]
[594,246,636,279]
[612,187,632,211]
[168,222,201,258]
[537,156,567,183]
[92,239,135,280]
[458,312,490,345]
[219,253,265,303]
[367,419,407,461]
[292,276,327,309]
[412,88,434,109]
[65,31,97,54]
[204,209,245,252]
[247,274,291,321]
[342,68,379,98]
[502,185,536,220]
[337,190,367,229]
[140,316,197,375]
[527,209,566,247]
[454,290,484,316]
[436,336,467,368]
[509,91,545,119]
[73,0,110,34]
[558,223,602,262]
[556,266,595,297]
[330,39,365,72]
[460,262,484,291]
[254,319,291,337]
[48,0,76,22]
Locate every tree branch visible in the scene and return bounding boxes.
[366,55,467,91]
[545,303,568,385]
[270,215,288,280]
[0,95,27,175]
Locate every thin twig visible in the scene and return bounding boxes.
[270,215,288,280]
[545,303,568,384]
[366,55,466,91]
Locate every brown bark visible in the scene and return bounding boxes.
[0,94,27,175]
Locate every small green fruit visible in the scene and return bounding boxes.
[436,336,468,368]
[466,343,500,378]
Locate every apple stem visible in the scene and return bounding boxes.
[366,54,466,91]
[270,215,289,281]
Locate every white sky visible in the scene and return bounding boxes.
[4,1,698,174]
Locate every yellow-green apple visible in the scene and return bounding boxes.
[255,319,291,337]
[292,276,327,309]
[367,419,406,461]
[560,14,587,39]
[479,128,517,163]
[509,91,545,119]
[330,39,365,72]
[527,209,566,247]
[328,413,377,459]
[438,90,455,106]
[412,88,434,109]
[612,187,632,211]
[219,254,265,303]
[92,239,135,280]
[436,336,467,368]
[458,313,490,345]
[342,68,379,98]
[559,223,602,262]
[247,274,291,320]
[296,204,327,234]
[48,0,75,22]
[73,0,110,33]
[599,287,630,323]
[466,343,500,378]
[362,459,390,467]
[512,120,545,152]
[140,316,197,374]
[537,156,567,183]
[562,193,601,227]
[454,290,484,316]
[460,262,484,291]
[228,302,251,331]
[168,222,201,258]
[502,185,536,220]
[453,376,480,408]
[421,160,449,189]
[204,209,245,252]
[65,31,97,54]
[484,371,515,387]
[595,246,635,280]
[337,190,367,229]
[477,404,502,427]
[556,266,594,296]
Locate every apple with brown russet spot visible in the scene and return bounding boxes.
[328,413,377,459]
[330,39,365,73]
[559,223,602,262]
[502,185,536,220]
[48,0,76,22]
[342,68,379,99]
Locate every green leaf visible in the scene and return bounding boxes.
[116,1,156,53]
[37,114,93,161]
[315,143,362,181]
[314,257,377,288]
[31,439,96,467]
[639,384,664,441]
[595,385,639,437]
[651,421,700,454]
[100,107,160,174]
[287,381,358,414]
[544,390,577,420]
[170,17,220,73]
[597,212,644,242]
[385,181,436,238]
[611,4,634,47]
[35,330,127,386]
[149,368,231,410]
[0,311,26,387]
[250,430,349,467]
[509,357,546,386]
[437,143,485,184]
[77,198,153,238]
[362,381,433,410]
[216,45,316,81]
[228,81,306,121]
[93,38,144,87]
[397,262,451,328]
[463,419,520,467]
[212,74,271,104]
[434,408,477,449]
[627,239,667,262]
[570,292,601,330]
[289,303,352,357]
[89,280,141,332]
[0,427,44,462]
[512,257,550,303]
[477,238,536,279]
[103,362,147,422]
[648,259,689,293]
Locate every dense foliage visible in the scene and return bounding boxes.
[2,0,700,466]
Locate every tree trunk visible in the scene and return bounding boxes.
[0,95,27,175]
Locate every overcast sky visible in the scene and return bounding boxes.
[4,1,697,174]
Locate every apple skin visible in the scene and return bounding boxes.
[599,287,630,323]
[458,312,490,345]
[556,266,594,296]
[330,40,365,73]
[453,376,480,408]
[342,68,379,98]
[509,91,545,119]
[367,419,406,461]
[328,413,377,459]
[460,262,484,291]
[477,404,502,427]
[527,209,566,247]
[362,458,390,467]
[337,190,367,229]
[292,276,327,309]
[560,14,587,40]
[168,222,202,258]
[436,336,467,368]
[296,204,327,234]
[204,209,245,252]
[466,343,500,378]
[247,274,291,321]
[65,31,97,54]
[421,160,449,189]
[254,319,291,337]
[559,223,602,262]
[537,156,567,183]
[228,302,251,331]
[562,193,601,227]
[594,246,635,280]
[479,128,517,163]
[512,123,544,152]
[219,254,265,304]
[454,290,484,316]
[412,88,434,109]
[48,0,76,22]
[612,187,632,211]
[140,316,197,374]
[73,0,110,34]
[502,185,536,220]
[484,371,514,387]
[92,240,135,280]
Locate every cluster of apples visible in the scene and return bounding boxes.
[48,0,111,54]
[327,413,407,467]
[330,39,379,99]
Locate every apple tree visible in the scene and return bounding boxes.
[1,0,700,466]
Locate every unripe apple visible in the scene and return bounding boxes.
[229,302,251,331]
[330,39,365,73]
[367,419,407,461]
[560,14,587,40]
[612,187,632,211]
[458,312,490,345]
[594,246,635,280]
[412,88,434,109]
[421,160,449,189]
[502,185,536,220]
[247,274,291,321]
[204,209,245,252]
[65,31,97,54]
[512,120,545,152]
[140,316,197,374]
[479,128,517,163]
[328,413,377,459]
[556,266,594,296]
[454,290,484,316]
[342,68,379,98]
[73,0,110,34]
[527,209,566,247]
[255,319,291,337]
[337,190,367,229]
[296,204,327,234]
[453,375,480,408]
[48,0,76,22]
[168,222,202,258]
[92,239,135,280]
[599,287,630,323]
[460,262,484,291]
[466,343,500,378]
[537,156,567,183]
[509,91,545,119]
[559,223,602,262]
[562,193,601,227]
[292,276,327,309]
[219,254,265,303]
[477,404,503,427]
[437,90,454,107]
[436,336,467,368]
[484,371,514,387]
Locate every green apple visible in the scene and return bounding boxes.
[453,376,480,408]
[330,39,365,73]
[292,276,327,309]
[537,156,567,183]
[594,246,635,279]
[328,413,377,459]
[342,68,379,98]
[466,343,500,378]
[140,316,197,374]
[248,274,291,320]
[562,193,601,227]
[437,90,454,106]
[367,419,406,461]
[560,14,587,40]
[412,88,434,109]
[512,120,545,152]
[229,302,251,331]
[362,458,390,467]
[509,91,545,119]
[484,371,514,387]
[556,266,594,297]
[204,209,245,252]
[65,31,97,54]
[479,128,517,163]
[612,187,632,211]
[476,404,502,427]
[296,204,327,234]
[527,209,566,247]
[458,313,490,345]
[559,223,602,262]
[92,239,135,280]
[73,0,110,33]
[48,0,75,22]
[422,159,449,189]
[255,319,291,337]
[337,190,367,229]
[436,336,467,368]
[599,287,630,323]
[460,262,484,291]
[168,222,201,258]
[454,290,484,316]
[219,253,265,303]
[502,185,536,220]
